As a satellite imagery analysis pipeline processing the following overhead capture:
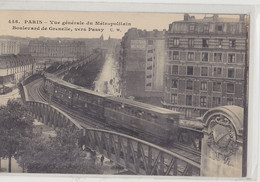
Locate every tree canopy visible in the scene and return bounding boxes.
[0,99,100,174]
[0,99,33,172]
[17,127,101,174]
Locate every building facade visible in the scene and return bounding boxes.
[0,54,35,91]
[28,39,87,62]
[0,39,20,55]
[163,14,248,119]
[119,28,166,105]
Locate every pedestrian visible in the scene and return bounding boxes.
[100,155,104,166]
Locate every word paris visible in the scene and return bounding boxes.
[9,19,132,27]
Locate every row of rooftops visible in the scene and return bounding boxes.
[0,54,35,69]
[29,39,86,47]
[124,28,167,39]
[182,14,246,23]
[123,14,248,39]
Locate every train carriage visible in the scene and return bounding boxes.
[44,74,73,106]
[71,88,106,120]
[44,73,106,121]
[53,84,73,106]
[43,73,181,145]
[104,96,179,145]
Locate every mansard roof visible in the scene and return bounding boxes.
[0,54,35,69]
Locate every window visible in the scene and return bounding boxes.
[218,39,223,48]
[202,52,208,61]
[146,82,152,87]
[201,67,208,76]
[171,65,178,75]
[229,39,236,48]
[217,25,223,31]
[227,98,233,105]
[188,39,194,47]
[169,38,180,48]
[171,79,178,88]
[213,82,222,92]
[189,25,195,32]
[147,57,153,61]
[147,49,153,53]
[187,52,194,61]
[228,54,235,63]
[147,66,152,70]
[214,67,222,77]
[146,74,152,78]
[173,38,180,46]
[171,94,178,104]
[228,68,235,78]
[204,25,209,32]
[227,83,235,93]
[202,39,209,47]
[214,53,222,62]
[173,51,179,60]
[200,96,207,107]
[187,66,193,75]
[186,80,193,90]
[168,51,172,60]
[198,25,203,32]
[186,95,192,106]
[168,38,174,48]
[200,81,207,91]
[185,109,192,119]
[148,40,153,45]
[213,97,221,106]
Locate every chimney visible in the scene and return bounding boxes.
[213,14,218,21]
[184,13,190,21]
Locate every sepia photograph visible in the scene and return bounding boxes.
[0,10,249,177]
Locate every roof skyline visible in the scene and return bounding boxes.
[0,10,246,40]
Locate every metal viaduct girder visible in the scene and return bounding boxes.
[81,128,200,176]
[24,99,200,176]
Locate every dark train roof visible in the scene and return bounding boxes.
[106,96,179,115]
[45,73,107,97]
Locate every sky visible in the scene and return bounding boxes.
[0,10,241,40]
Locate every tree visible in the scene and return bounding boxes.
[17,127,101,174]
[0,99,33,172]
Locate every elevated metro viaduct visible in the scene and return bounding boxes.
[20,80,243,176]
[18,55,244,177]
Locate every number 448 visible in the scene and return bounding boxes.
[8,20,19,24]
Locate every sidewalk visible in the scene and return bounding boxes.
[0,158,23,173]
[0,88,20,106]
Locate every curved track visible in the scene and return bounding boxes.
[25,77,201,164]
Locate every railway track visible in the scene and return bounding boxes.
[25,77,201,164]
[37,83,111,130]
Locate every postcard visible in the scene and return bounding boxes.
[0,10,249,177]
